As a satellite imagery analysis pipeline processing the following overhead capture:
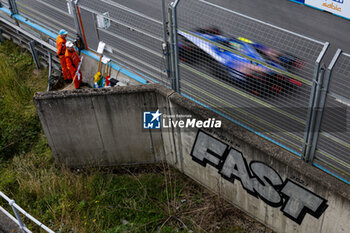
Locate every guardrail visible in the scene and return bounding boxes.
[0,191,54,233]
[173,0,328,155]
[308,50,350,183]
[0,1,151,85]
[77,0,169,86]
[0,0,349,185]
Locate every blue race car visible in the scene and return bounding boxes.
[178,27,303,96]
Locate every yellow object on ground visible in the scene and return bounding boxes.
[94,72,101,83]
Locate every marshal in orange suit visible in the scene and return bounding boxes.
[56,29,72,81]
[65,41,83,89]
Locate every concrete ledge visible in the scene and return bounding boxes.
[165,87,350,201]
[34,84,158,99]
[34,84,350,200]
[34,84,350,233]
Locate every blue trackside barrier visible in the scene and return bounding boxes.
[289,0,350,21]
[289,0,305,4]
[81,50,149,85]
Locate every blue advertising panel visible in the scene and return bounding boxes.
[290,0,350,20]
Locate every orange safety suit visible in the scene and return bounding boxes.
[65,48,82,89]
[56,35,72,80]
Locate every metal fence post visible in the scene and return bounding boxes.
[9,200,26,233]
[168,6,175,90]
[302,42,329,161]
[69,0,81,36]
[8,0,19,26]
[73,0,88,50]
[169,0,181,93]
[162,0,171,79]
[0,29,3,43]
[29,40,40,69]
[8,0,18,15]
[304,65,325,163]
[308,49,342,163]
[47,51,52,91]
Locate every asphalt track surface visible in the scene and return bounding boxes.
[202,0,350,63]
[1,0,348,182]
[73,0,350,61]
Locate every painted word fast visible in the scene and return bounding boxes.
[191,131,328,224]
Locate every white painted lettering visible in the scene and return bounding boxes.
[190,130,328,224]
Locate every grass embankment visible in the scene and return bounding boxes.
[0,40,269,233]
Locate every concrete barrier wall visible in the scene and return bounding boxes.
[34,84,350,233]
[34,87,165,167]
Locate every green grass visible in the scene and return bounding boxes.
[0,40,46,159]
[0,40,266,233]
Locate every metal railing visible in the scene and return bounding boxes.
[173,0,328,157]
[0,191,54,233]
[77,0,169,86]
[308,50,350,183]
[0,0,349,185]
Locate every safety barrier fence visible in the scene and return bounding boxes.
[174,0,328,158]
[0,6,58,90]
[172,0,349,184]
[0,191,54,233]
[0,0,151,85]
[309,50,350,182]
[77,0,170,86]
[0,0,349,185]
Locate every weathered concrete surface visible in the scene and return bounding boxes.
[34,84,350,233]
[34,86,165,167]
